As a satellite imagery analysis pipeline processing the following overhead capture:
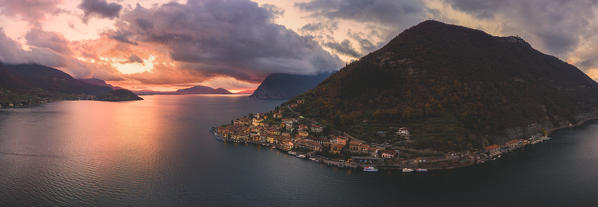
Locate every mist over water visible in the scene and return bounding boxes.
[0,95,597,206]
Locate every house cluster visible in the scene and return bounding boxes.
[483,138,529,157]
[215,104,402,163]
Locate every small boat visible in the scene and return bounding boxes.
[416,168,428,172]
[402,168,414,173]
[363,166,378,172]
[271,146,276,149]
[288,151,297,156]
[309,157,317,161]
[296,154,306,159]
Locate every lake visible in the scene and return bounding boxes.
[0,95,597,206]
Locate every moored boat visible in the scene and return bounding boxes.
[416,168,428,172]
[296,154,306,159]
[363,166,378,172]
[402,168,414,173]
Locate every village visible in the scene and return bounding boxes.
[211,99,554,172]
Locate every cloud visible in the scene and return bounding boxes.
[108,0,342,83]
[324,39,360,58]
[0,0,61,26]
[0,27,123,80]
[121,55,144,64]
[296,0,425,27]
[442,0,596,57]
[79,0,123,22]
[25,28,72,55]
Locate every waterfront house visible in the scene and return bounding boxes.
[505,139,523,150]
[349,140,369,154]
[298,124,309,131]
[266,136,276,144]
[296,139,322,152]
[396,127,410,138]
[380,150,399,159]
[279,140,294,151]
[310,124,324,133]
[273,113,283,119]
[310,136,330,147]
[484,144,501,157]
[298,131,309,137]
[330,144,344,154]
[331,136,348,145]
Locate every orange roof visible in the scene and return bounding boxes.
[506,139,521,145]
[484,144,500,151]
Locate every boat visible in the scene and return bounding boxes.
[402,168,414,173]
[363,166,378,172]
[296,154,306,159]
[416,168,428,172]
[309,157,317,161]
[271,146,276,149]
[288,151,297,156]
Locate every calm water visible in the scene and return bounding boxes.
[0,95,597,207]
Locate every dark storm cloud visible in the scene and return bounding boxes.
[110,0,342,83]
[348,31,378,52]
[122,55,144,64]
[324,40,360,58]
[295,0,425,26]
[79,0,123,21]
[444,0,597,58]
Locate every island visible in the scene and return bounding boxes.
[211,20,598,171]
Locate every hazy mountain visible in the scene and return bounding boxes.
[134,85,231,95]
[79,78,123,90]
[176,86,231,94]
[250,72,333,100]
[290,20,598,151]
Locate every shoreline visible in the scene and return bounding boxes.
[209,114,598,172]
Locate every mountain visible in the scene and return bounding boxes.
[290,20,598,152]
[79,78,123,90]
[134,85,232,95]
[0,63,142,107]
[176,85,231,94]
[250,72,333,99]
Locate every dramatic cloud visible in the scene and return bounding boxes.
[109,0,342,83]
[0,0,61,26]
[79,0,123,21]
[122,55,144,64]
[296,0,598,74]
[296,0,425,27]
[443,0,597,57]
[324,39,360,58]
[25,28,72,55]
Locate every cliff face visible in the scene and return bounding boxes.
[290,20,598,151]
[250,73,332,100]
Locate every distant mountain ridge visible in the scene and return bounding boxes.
[79,78,123,90]
[0,63,142,107]
[289,20,598,151]
[134,85,232,95]
[250,72,333,100]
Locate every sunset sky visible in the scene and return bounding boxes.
[1,0,597,92]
